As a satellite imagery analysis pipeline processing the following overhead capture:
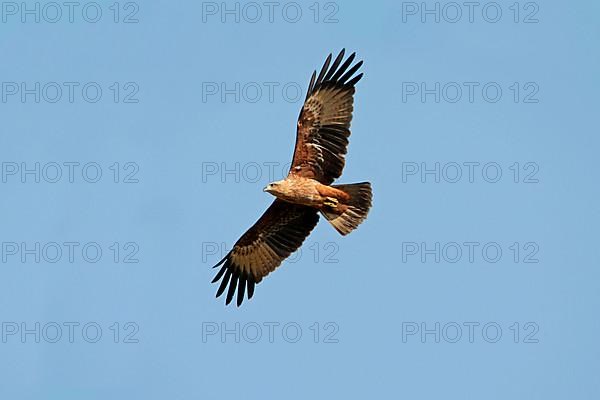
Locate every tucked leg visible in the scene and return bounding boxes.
[323,196,339,208]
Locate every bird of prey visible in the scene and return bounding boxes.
[212,49,372,306]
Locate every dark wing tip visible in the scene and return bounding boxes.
[346,73,363,87]
[306,70,317,101]
[225,271,238,305]
[211,264,227,283]
[212,254,257,306]
[339,60,363,85]
[323,49,346,82]
[212,253,229,268]
[236,274,247,307]
[314,53,333,90]
[306,50,363,99]
[247,279,255,299]
[215,268,232,298]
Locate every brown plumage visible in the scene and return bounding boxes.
[212,49,372,306]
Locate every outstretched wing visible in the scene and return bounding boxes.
[211,200,319,306]
[289,49,363,185]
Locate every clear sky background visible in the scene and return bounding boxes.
[1,0,599,398]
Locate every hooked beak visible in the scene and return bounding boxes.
[263,185,269,192]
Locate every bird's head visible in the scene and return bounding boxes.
[263,180,284,195]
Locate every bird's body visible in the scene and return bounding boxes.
[264,177,348,209]
[212,49,373,306]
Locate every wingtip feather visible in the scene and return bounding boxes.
[225,272,238,305]
[215,269,232,298]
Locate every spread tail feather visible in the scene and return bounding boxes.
[321,182,372,236]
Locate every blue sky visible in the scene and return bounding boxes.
[1,0,599,398]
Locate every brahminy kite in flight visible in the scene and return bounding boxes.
[212,49,372,306]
